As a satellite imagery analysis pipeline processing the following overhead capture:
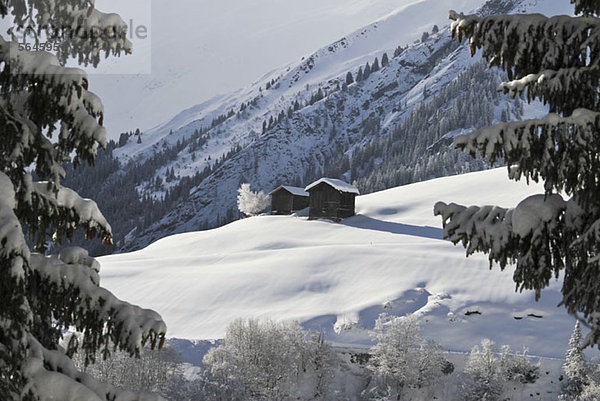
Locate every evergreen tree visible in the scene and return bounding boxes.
[434,0,600,346]
[432,24,439,33]
[346,71,354,85]
[372,57,380,72]
[316,88,325,102]
[562,322,589,397]
[363,62,372,79]
[356,66,364,82]
[0,1,166,400]
[394,45,404,57]
[381,52,389,67]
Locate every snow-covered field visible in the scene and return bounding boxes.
[99,168,577,359]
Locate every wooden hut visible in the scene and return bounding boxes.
[269,185,310,215]
[305,178,360,220]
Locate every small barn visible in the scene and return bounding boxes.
[305,178,360,220]
[269,185,310,215]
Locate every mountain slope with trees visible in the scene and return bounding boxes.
[64,0,570,254]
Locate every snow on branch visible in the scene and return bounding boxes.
[449,11,600,75]
[29,181,112,246]
[29,251,166,362]
[64,5,133,66]
[449,10,600,113]
[435,193,567,298]
[2,1,132,67]
[572,0,600,17]
[433,202,516,268]
[0,35,107,179]
[24,335,165,401]
[497,67,600,115]
[453,109,600,209]
[0,172,29,279]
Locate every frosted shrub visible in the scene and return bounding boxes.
[237,183,270,216]
[368,314,450,400]
[460,339,539,401]
[202,318,334,400]
[499,345,539,384]
[460,339,503,401]
[66,333,182,399]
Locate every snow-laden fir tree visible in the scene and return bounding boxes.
[237,183,269,216]
[434,0,600,346]
[0,1,166,400]
[562,321,589,398]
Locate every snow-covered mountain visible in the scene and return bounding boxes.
[98,168,577,361]
[89,0,487,137]
[65,0,573,254]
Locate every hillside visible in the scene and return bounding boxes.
[98,168,577,359]
[63,0,573,255]
[88,0,486,137]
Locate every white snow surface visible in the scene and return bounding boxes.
[99,168,577,358]
[305,178,360,194]
[269,186,309,197]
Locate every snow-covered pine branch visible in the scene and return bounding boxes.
[571,0,600,17]
[0,1,167,400]
[449,10,600,115]
[26,180,113,249]
[29,250,166,362]
[436,1,600,347]
[435,194,568,299]
[24,336,164,401]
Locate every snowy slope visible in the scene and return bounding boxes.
[99,168,577,358]
[104,0,577,253]
[112,0,486,160]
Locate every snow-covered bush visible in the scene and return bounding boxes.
[202,318,334,400]
[460,339,539,401]
[434,0,600,346]
[367,314,449,400]
[0,1,166,400]
[237,183,270,216]
[499,345,539,385]
[460,339,503,401]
